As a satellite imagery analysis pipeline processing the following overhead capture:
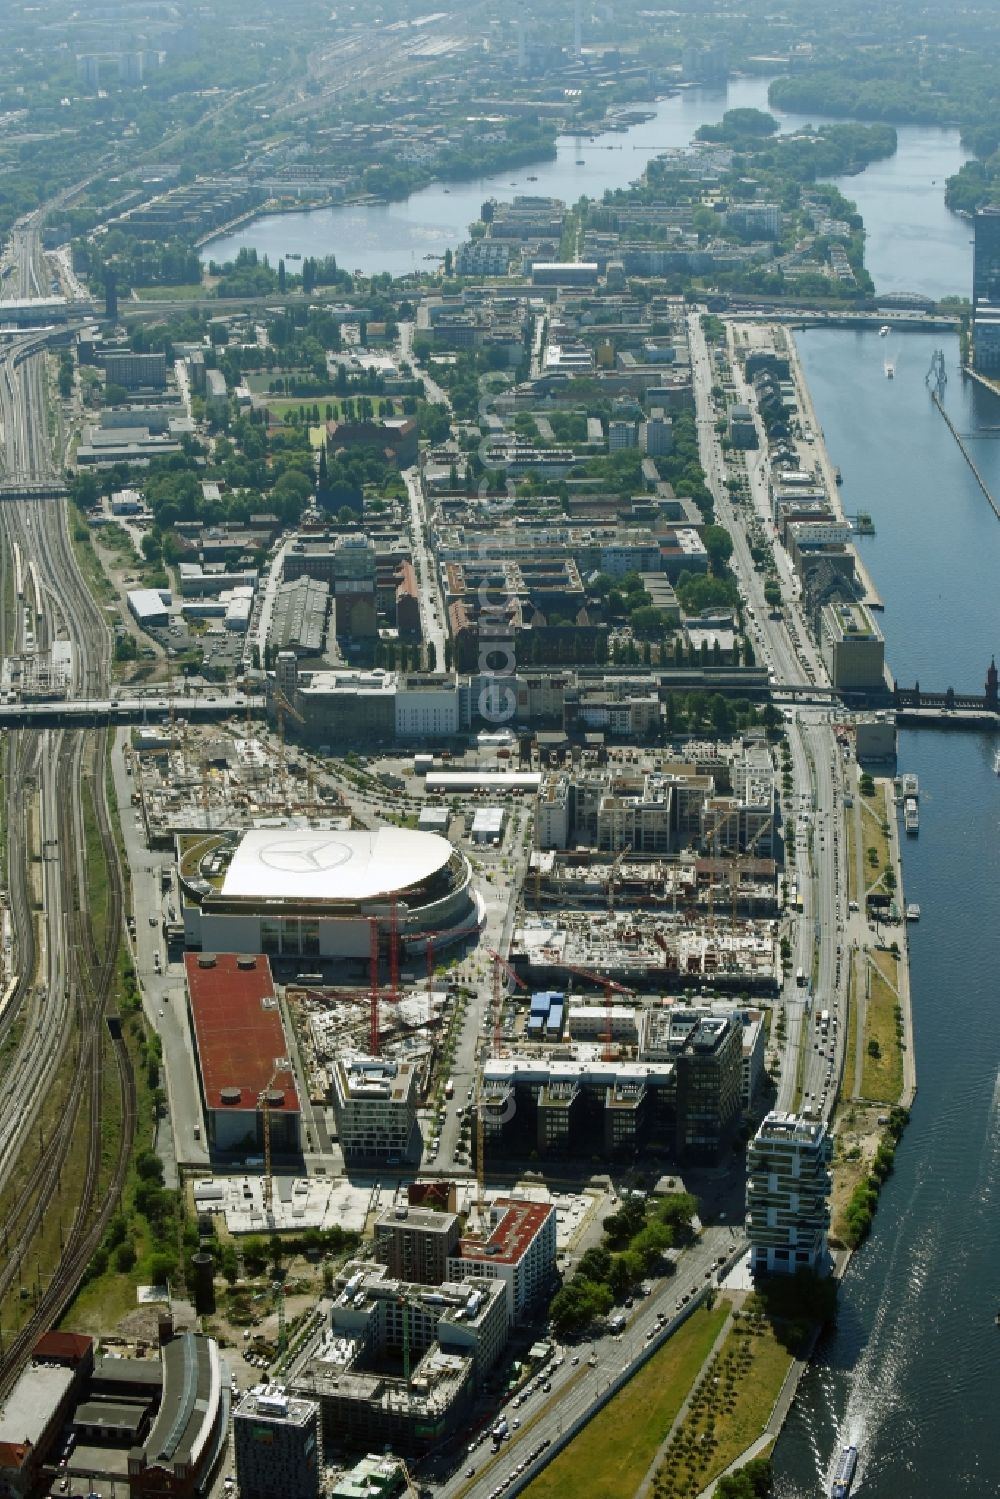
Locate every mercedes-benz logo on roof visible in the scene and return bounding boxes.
[258,837,354,874]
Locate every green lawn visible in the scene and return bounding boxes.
[133,284,206,300]
[653,1309,795,1499]
[860,953,903,1103]
[523,1303,728,1499]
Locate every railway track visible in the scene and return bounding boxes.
[0,465,136,1390]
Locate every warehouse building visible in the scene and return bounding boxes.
[820,601,886,690]
[0,1333,94,1499]
[127,587,171,630]
[270,577,330,656]
[184,952,301,1155]
[181,827,478,961]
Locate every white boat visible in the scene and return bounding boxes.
[993,749,1000,775]
[884,361,895,379]
[879,325,890,337]
[906,903,921,921]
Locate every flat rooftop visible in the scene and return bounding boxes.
[0,1364,75,1451]
[184,953,299,1114]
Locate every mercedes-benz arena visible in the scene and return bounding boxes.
[181,827,481,959]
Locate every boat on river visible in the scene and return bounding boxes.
[993,749,1000,774]
[884,360,895,379]
[906,903,921,921]
[831,1445,858,1498]
[904,796,919,834]
[879,324,890,336]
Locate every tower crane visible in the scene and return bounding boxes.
[606,844,631,912]
[258,1058,291,1220]
[272,684,305,795]
[557,961,635,1061]
[474,948,528,1215]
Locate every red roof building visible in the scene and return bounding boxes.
[32,1331,94,1367]
[184,953,301,1154]
[448,1199,557,1323]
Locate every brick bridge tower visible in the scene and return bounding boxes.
[986,657,998,711]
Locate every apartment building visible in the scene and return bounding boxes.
[447,1199,557,1323]
[374,1207,461,1285]
[747,1111,832,1276]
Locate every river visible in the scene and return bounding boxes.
[211,72,999,1495]
[201,74,972,291]
[773,328,1000,1498]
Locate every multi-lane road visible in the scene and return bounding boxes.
[434,1225,742,1499]
[688,310,851,1127]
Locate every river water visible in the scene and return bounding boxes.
[210,73,1000,1495]
[202,75,971,286]
[777,331,1000,1498]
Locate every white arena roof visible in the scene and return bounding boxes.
[221,827,453,903]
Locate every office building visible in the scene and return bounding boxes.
[641,413,673,456]
[973,206,1000,305]
[728,404,757,448]
[819,601,885,690]
[641,1009,743,1161]
[331,1055,420,1163]
[234,1386,320,1499]
[478,1056,677,1162]
[972,301,1000,374]
[608,419,637,450]
[374,1205,461,1284]
[747,1111,832,1276]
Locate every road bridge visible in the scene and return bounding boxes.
[0,693,264,729]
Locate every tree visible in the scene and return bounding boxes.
[703,524,734,571]
[115,1241,137,1272]
[278,259,286,293]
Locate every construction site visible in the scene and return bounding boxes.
[129,713,342,847]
